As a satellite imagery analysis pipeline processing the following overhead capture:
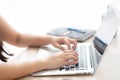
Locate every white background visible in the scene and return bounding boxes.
[0,0,112,35]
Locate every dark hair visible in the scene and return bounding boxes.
[0,41,13,62]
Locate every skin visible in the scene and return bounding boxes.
[0,16,78,80]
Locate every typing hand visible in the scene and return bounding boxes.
[50,36,77,51]
[43,50,78,69]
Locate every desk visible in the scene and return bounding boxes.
[9,33,120,80]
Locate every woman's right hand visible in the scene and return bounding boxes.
[43,50,78,70]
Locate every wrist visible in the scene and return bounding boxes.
[40,57,54,70]
[37,59,50,70]
[45,35,55,45]
[30,60,48,72]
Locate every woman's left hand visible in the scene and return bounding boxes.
[50,36,77,51]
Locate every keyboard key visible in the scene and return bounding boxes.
[59,67,64,71]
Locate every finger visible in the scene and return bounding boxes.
[64,51,78,58]
[64,54,78,61]
[64,50,78,56]
[67,38,77,50]
[63,38,71,50]
[65,60,78,66]
[64,50,76,53]
[64,53,78,60]
[55,43,66,50]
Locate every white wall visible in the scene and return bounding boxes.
[0,0,112,35]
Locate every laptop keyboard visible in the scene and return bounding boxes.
[59,46,91,71]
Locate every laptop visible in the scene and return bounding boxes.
[31,3,120,76]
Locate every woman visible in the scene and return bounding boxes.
[0,16,78,80]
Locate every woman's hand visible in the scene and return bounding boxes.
[50,36,77,51]
[43,50,78,69]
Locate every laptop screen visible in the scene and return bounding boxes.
[94,37,107,55]
[93,37,107,64]
[93,5,120,64]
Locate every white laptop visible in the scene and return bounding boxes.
[31,2,120,76]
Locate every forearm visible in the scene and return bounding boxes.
[0,60,46,80]
[0,16,53,47]
[16,34,53,47]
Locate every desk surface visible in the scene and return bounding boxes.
[10,33,120,80]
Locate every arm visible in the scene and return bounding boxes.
[0,60,46,80]
[0,50,78,80]
[0,16,77,50]
[0,16,54,47]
